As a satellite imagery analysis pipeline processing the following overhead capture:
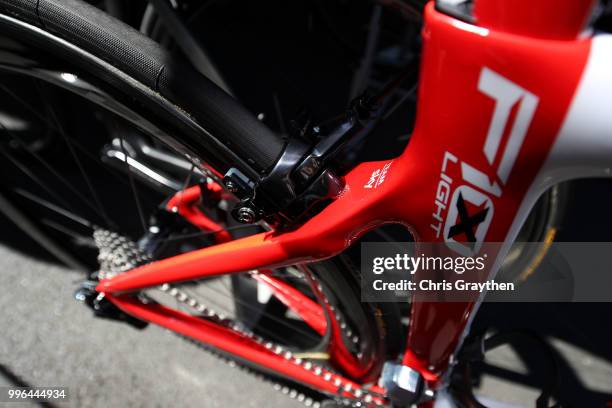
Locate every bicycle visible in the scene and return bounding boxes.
[0,0,609,406]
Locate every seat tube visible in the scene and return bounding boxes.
[399,0,597,394]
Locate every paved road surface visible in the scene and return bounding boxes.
[0,245,302,408]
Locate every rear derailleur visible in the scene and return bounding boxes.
[75,281,148,329]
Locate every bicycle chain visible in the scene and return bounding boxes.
[93,229,387,408]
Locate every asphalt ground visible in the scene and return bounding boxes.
[0,244,303,408]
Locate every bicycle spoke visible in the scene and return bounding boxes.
[183,280,235,317]
[0,139,75,215]
[39,82,114,229]
[273,92,287,135]
[0,122,111,227]
[0,84,60,133]
[382,83,417,120]
[349,4,382,100]
[183,281,322,349]
[62,135,132,190]
[186,276,323,344]
[0,82,132,191]
[14,188,92,228]
[177,163,195,209]
[41,218,97,248]
[119,137,148,234]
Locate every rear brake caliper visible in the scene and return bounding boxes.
[75,180,231,328]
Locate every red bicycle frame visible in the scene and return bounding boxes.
[96,0,612,403]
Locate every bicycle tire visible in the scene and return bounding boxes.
[0,0,285,175]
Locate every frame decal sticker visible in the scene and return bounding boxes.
[444,186,494,256]
[431,67,539,254]
[364,161,392,189]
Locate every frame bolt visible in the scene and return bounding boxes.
[236,206,257,224]
[225,180,239,193]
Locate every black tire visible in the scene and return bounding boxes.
[0,0,284,175]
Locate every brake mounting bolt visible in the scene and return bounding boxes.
[225,180,239,193]
[237,206,256,223]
